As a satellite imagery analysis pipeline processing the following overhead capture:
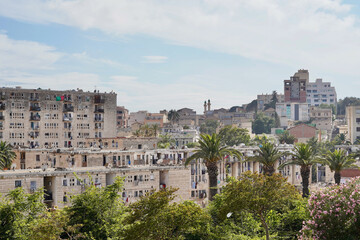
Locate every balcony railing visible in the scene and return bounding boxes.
[94,118,104,122]
[63,98,72,102]
[30,106,41,111]
[29,97,40,101]
[94,108,105,113]
[31,126,40,131]
[30,116,40,121]
[63,117,73,121]
[94,98,105,104]
[63,106,74,112]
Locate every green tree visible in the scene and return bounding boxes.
[264,91,278,110]
[218,125,250,146]
[279,143,318,197]
[337,97,360,115]
[0,187,46,239]
[278,131,296,144]
[168,109,180,125]
[0,141,16,170]
[332,133,351,145]
[122,188,211,240]
[185,134,242,200]
[318,149,359,184]
[200,119,219,135]
[252,113,275,134]
[183,125,190,130]
[151,124,160,137]
[66,176,126,239]
[246,99,257,112]
[213,172,300,240]
[157,134,175,149]
[246,142,286,176]
[186,142,199,148]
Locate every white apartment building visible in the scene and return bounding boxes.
[0,87,117,148]
[276,102,309,127]
[306,79,337,107]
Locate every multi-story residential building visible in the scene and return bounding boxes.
[257,93,285,111]
[309,106,333,132]
[116,106,129,128]
[144,113,168,127]
[128,111,148,126]
[276,102,309,127]
[284,70,308,103]
[0,144,310,208]
[177,108,198,126]
[306,78,337,107]
[161,126,200,148]
[0,87,116,148]
[346,106,360,143]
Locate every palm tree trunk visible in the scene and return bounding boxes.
[334,171,341,185]
[207,161,219,201]
[264,165,275,176]
[300,166,310,197]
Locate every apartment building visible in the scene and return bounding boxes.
[309,106,333,132]
[346,106,360,143]
[306,79,337,107]
[284,70,308,103]
[276,102,310,127]
[0,87,117,148]
[116,106,129,128]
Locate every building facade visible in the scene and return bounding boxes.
[116,106,129,128]
[0,87,117,148]
[257,93,285,111]
[306,79,337,107]
[276,102,309,127]
[284,70,308,103]
[346,106,360,143]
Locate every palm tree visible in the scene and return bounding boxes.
[168,110,180,125]
[0,141,16,170]
[185,134,242,200]
[319,149,358,184]
[278,131,296,144]
[279,143,317,197]
[151,124,160,137]
[247,142,286,176]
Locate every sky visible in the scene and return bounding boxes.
[0,0,360,113]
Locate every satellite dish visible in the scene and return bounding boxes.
[11,163,16,170]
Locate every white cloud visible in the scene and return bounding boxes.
[71,51,128,68]
[142,56,168,63]
[0,0,359,76]
[0,33,62,70]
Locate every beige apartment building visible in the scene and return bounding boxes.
[0,145,314,208]
[346,106,360,143]
[0,87,117,148]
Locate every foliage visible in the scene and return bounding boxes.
[332,133,351,145]
[200,119,219,135]
[0,141,16,170]
[185,133,242,200]
[186,142,200,148]
[252,113,275,134]
[246,142,286,176]
[300,177,360,240]
[278,130,296,144]
[279,143,318,197]
[66,176,126,239]
[132,124,159,137]
[218,125,250,146]
[28,210,83,240]
[183,125,190,130]
[213,172,301,240]
[337,97,360,116]
[0,187,46,239]
[264,91,278,110]
[122,188,212,240]
[319,103,336,115]
[168,109,180,124]
[157,134,175,149]
[318,149,358,184]
[246,99,258,112]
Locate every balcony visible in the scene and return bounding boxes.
[30,106,41,111]
[30,116,40,121]
[95,125,103,130]
[63,106,74,112]
[29,97,40,102]
[94,117,104,122]
[63,117,73,121]
[0,116,4,120]
[94,108,105,113]
[63,98,72,102]
[94,98,105,104]
[0,105,5,110]
[31,126,40,131]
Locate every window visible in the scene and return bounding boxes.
[36,155,40,161]
[15,180,22,188]
[63,179,68,186]
[356,127,360,132]
[30,181,37,191]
